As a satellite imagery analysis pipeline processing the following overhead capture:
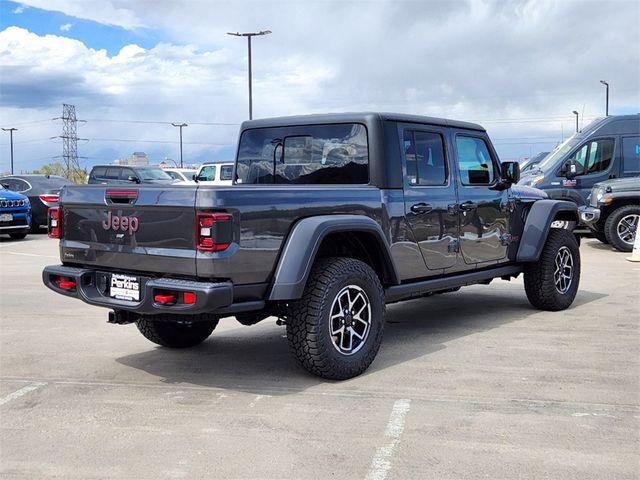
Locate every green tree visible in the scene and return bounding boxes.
[32,162,87,184]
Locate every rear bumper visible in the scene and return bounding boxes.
[42,265,262,316]
[578,206,600,225]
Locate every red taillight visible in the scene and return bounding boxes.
[48,207,62,239]
[39,194,59,207]
[196,213,231,252]
[154,293,176,304]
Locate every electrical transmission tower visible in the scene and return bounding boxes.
[53,104,86,179]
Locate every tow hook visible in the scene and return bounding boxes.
[108,310,138,325]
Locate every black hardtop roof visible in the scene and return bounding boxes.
[242,112,485,132]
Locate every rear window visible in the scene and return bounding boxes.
[236,123,369,184]
[220,165,234,181]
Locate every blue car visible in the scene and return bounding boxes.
[0,183,31,239]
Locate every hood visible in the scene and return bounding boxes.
[593,176,640,193]
[0,188,29,202]
[511,184,548,201]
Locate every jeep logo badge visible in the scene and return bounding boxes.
[102,211,139,235]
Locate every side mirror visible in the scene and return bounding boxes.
[127,175,141,184]
[192,174,198,182]
[562,159,578,179]
[500,161,520,185]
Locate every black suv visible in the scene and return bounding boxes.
[44,113,581,380]
[88,165,176,185]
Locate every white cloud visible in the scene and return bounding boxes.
[1,0,640,172]
[12,5,25,14]
[59,23,72,32]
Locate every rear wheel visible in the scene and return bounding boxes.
[604,205,639,252]
[136,314,218,348]
[286,257,385,380]
[9,232,27,240]
[524,228,580,311]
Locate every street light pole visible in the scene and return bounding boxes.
[171,123,188,168]
[2,127,17,175]
[227,30,272,120]
[572,110,579,133]
[599,80,609,116]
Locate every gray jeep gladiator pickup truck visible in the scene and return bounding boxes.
[43,113,580,379]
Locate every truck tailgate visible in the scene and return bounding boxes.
[59,185,198,276]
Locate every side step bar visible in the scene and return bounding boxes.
[385,265,522,303]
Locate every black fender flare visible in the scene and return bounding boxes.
[268,215,399,301]
[516,199,579,262]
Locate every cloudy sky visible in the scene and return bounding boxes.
[1,0,639,173]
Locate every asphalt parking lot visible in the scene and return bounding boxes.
[0,234,638,479]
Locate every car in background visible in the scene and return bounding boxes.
[580,177,640,252]
[195,162,234,185]
[162,168,198,183]
[0,174,72,232]
[88,165,177,185]
[520,151,549,174]
[0,183,31,239]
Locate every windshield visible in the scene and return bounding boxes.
[136,167,173,180]
[535,135,582,172]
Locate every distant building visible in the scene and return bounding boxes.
[112,152,150,166]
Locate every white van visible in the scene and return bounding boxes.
[195,162,234,185]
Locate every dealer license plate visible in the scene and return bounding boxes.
[110,274,140,301]
[0,213,13,222]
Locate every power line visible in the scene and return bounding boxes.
[89,138,233,146]
[83,118,240,126]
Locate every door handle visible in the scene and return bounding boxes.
[459,201,477,211]
[410,202,433,214]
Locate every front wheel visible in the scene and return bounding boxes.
[9,232,27,240]
[286,257,385,380]
[524,228,580,311]
[136,314,218,348]
[604,205,639,252]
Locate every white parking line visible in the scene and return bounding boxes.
[0,382,47,406]
[0,251,58,259]
[365,398,412,480]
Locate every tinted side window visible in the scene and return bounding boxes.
[220,165,233,181]
[622,136,640,174]
[403,130,447,186]
[105,168,120,180]
[455,136,496,185]
[569,138,614,176]
[91,167,107,179]
[237,123,368,185]
[120,168,136,180]
[165,171,182,181]
[4,179,29,192]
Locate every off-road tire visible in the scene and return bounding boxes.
[136,314,218,348]
[604,205,640,252]
[286,257,385,380]
[524,228,580,311]
[9,232,27,240]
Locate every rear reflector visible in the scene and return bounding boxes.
[196,213,232,252]
[48,207,62,238]
[154,293,176,304]
[56,277,76,290]
[183,292,196,304]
